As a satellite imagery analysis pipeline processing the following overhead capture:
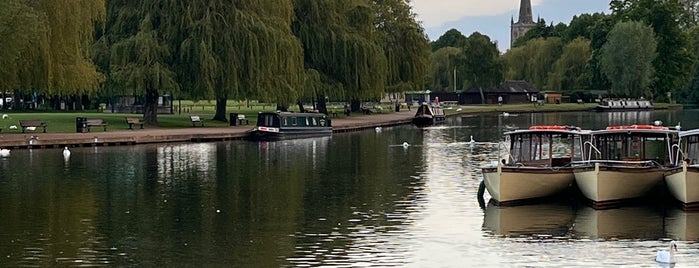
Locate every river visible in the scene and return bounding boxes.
[1,109,698,267]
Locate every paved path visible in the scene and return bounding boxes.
[0,110,416,149]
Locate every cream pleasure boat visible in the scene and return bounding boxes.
[574,124,679,208]
[664,128,699,209]
[482,125,591,205]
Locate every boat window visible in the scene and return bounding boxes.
[305,117,310,126]
[291,117,297,126]
[311,117,318,126]
[282,117,288,127]
[257,114,280,127]
[687,135,699,164]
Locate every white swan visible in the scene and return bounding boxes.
[2,114,7,119]
[655,241,678,264]
[0,148,10,157]
[502,112,510,117]
[469,135,476,145]
[375,127,382,132]
[402,142,410,148]
[63,147,71,158]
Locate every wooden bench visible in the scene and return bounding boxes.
[125,117,144,129]
[19,120,47,133]
[190,115,204,127]
[85,119,108,132]
[237,114,249,125]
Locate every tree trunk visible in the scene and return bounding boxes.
[213,97,227,122]
[143,88,159,125]
[296,101,306,113]
[350,99,361,112]
[316,92,328,114]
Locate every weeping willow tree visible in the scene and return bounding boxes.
[372,0,430,94]
[96,1,178,125]
[1,0,104,108]
[294,0,387,113]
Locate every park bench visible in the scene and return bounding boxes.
[19,119,47,133]
[125,117,144,129]
[190,115,204,127]
[86,118,108,132]
[237,114,249,125]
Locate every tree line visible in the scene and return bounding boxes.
[431,0,699,104]
[4,0,699,125]
[1,0,429,124]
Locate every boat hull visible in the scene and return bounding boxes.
[664,164,699,205]
[247,127,332,141]
[574,163,664,205]
[482,165,575,204]
[412,115,445,127]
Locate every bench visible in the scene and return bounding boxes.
[19,120,47,133]
[360,107,373,114]
[237,114,249,125]
[85,119,108,132]
[125,117,144,129]
[190,115,204,127]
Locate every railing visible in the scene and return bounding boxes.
[583,141,601,164]
[672,143,686,166]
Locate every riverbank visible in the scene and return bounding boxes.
[0,103,680,149]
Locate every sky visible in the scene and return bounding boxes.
[411,0,611,52]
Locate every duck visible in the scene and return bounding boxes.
[655,240,678,264]
[0,148,10,157]
[63,147,71,158]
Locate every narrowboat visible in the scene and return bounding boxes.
[412,103,445,127]
[247,111,332,141]
[595,99,653,111]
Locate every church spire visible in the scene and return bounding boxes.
[518,0,533,24]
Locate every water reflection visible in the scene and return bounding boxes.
[573,206,664,239]
[482,202,575,238]
[664,208,699,241]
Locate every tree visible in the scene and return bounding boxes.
[612,0,695,101]
[373,0,431,94]
[428,47,461,91]
[2,0,104,109]
[460,32,503,101]
[431,29,467,51]
[547,37,592,92]
[293,0,387,112]
[599,21,657,97]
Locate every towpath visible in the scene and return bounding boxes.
[0,110,416,149]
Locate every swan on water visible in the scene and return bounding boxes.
[375,127,382,132]
[469,135,476,145]
[0,148,10,157]
[402,142,410,148]
[655,241,678,264]
[63,147,71,158]
[502,112,510,117]
[2,114,7,119]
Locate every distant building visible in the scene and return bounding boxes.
[511,0,536,48]
[463,80,540,104]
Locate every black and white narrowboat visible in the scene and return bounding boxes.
[411,103,446,127]
[247,111,332,141]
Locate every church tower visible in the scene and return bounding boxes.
[510,0,536,48]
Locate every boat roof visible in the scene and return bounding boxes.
[258,111,329,117]
[679,128,699,137]
[592,125,678,135]
[504,126,591,136]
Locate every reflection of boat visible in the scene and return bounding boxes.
[247,111,332,141]
[574,125,679,208]
[482,202,574,237]
[573,206,664,239]
[412,103,445,127]
[595,99,653,111]
[482,125,591,205]
[664,208,699,240]
[664,129,699,209]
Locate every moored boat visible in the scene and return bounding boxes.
[595,99,653,111]
[412,103,445,127]
[664,128,699,209]
[482,125,591,205]
[574,124,679,208]
[247,111,332,141]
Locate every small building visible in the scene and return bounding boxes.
[463,80,540,104]
[542,91,562,104]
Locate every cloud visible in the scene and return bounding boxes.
[412,0,544,28]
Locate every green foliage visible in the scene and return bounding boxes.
[431,29,468,51]
[504,37,563,90]
[373,0,431,93]
[547,37,592,92]
[428,47,462,91]
[461,32,503,90]
[600,21,657,97]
